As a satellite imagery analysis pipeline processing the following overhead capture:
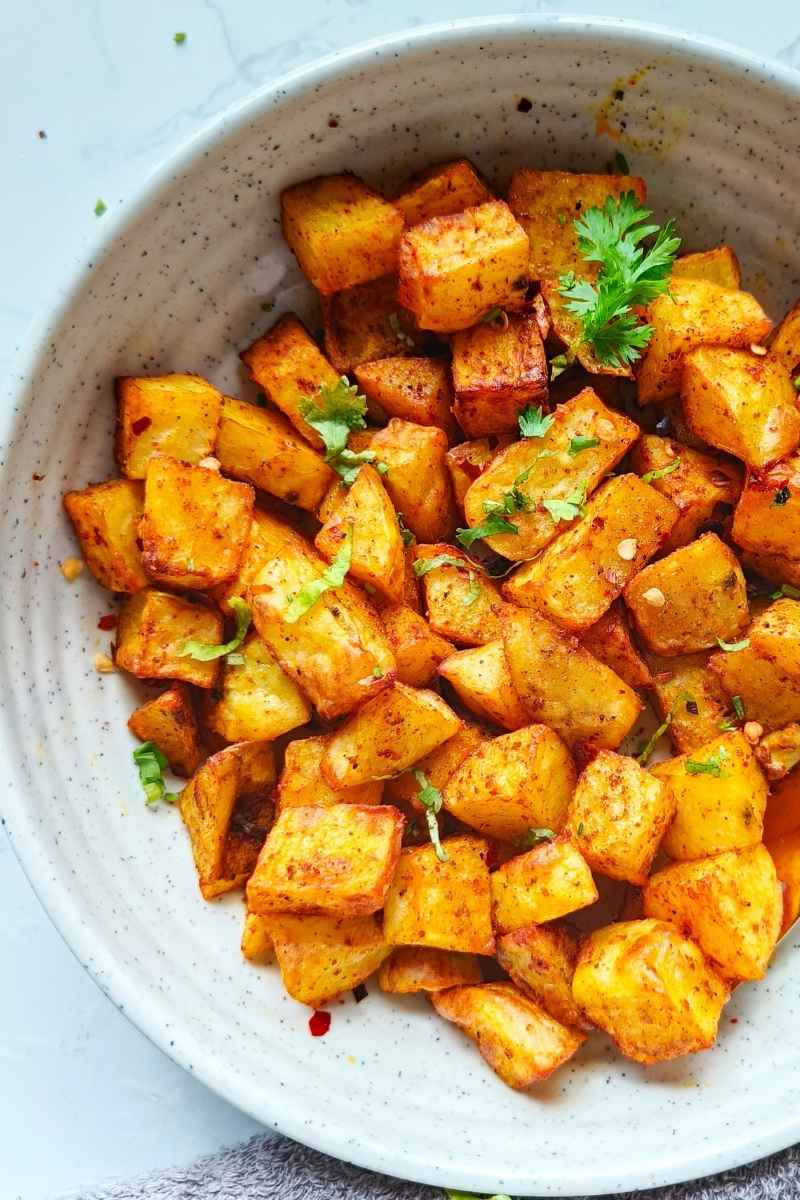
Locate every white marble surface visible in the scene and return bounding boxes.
[2,3,798,1198]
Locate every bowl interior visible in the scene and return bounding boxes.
[2,18,800,1196]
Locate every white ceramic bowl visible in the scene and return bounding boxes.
[2,16,800,1196]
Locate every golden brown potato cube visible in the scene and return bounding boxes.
[115,589,223,689]
[572,919,729,1065]
[630,434,742,552]
[442,725,575,841]
[644,845,781,982]
[566,751,675,885]
[636,279,773,405]
[354,419,457,543]
[322,275,421,372]
[395,159,493,226]
[241,911,274,963]
[432,981,584,1089]
[769,299,800,378]
[277,734,383,810]
[314,464,405,603]
[380,603,453,687]
[739,548,800,592]
[115,373,223,479]
[240,314,341,450]
[579,603,651,689]
[646,650,730,753]
[398,200,529,333]
[322,682,461,787]
[215,395,334,512]
[280,173,404,295]
[681,347,800,469]
[213,507,311,618]
[204,632,311,743]
[766,827,800,933]
[385,722,490,808]
[378,947,482,994]
[382,835,494,954]
[354,357,456,438]
[265,913,390,1007]
[502,608,641,751]
[414,542,508,646]
[749,597,800,681]
[708,642,800,731]
[496,923,590,1031]
[731,451,800,560]
[503,475,677,632]
[670,246,741,290]
[247,804,403,916]
[650,730,767,860]
[539,279,634,379]
[438,641,529,731]
[445,435,513,509]
[463,387,639,561]
[624,533,749,656]
[451,313,548,438]
[756,724,800,781]
[180,740,275,900]
[63,478,147,594]
[764,765,800,840]
[127,683,202,778]
[491,836,597,933]
[140,457,254,590]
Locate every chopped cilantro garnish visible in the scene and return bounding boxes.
[94,198,107,217]
[716,636,750,652]
[173,31,187,44]
[456,515,519,547]
[481,306,508,329]
[637,690,692,765]
[518,405,554,439]
[515,827,556,851]
[685,748,728,778]
[719,694,746,731]
[179,597,251,662]
[732,694,745,720]
[133,742,177,809]
[300,377,370,483]
[284,530,352,623]
[413,553,481,604]
[463,574,482,606]
[576,821,585,836]
[549,353,570,381]
[414,770,448,862]
[568,435,600,457]
[772,583,800,600]
[542,480,588,524]
[641,457,681,484]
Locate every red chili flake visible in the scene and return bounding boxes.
[97,614,118,631]
[131,416,152,436]
[32,473,45,481]
[327,117,339,128]
[309,1010,331,1037]
[730,1017,739,1025]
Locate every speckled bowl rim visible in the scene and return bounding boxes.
[3,14,800,1195]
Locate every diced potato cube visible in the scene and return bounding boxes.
[115,373,222,479]
[624,533,748,656]
[127,683,202,777]
[378,947,482,994]
[565,751,675,884]
[380,603,453,687]
[756,724,800,781]
[769,299,800,379]
[491,836,597,933]
[281,173,404,294]
[579,603,651,689]
[385,722,490,808]
[180,741,275,899]
[115,589,223,689]
[382,835,494,954]
[708,642,800,731]
[502,608,641,750]
[204,632,311,743]
[265,913,390,1007]
[213,507,310,616]
[432,981,585,1088]
[241,911,274,963]
[395,159,493,225]
[650,730,767,860]
[398,200,529,332]
[63,478,147,593]
[442,724,575,840]
[644,845,781,981]
[731,450,800,560]
[277,734,383,810]
[463,388,639,561]
[739,548,800,592]
[765,768,800,840]
[353,419,456,543]
[445,435,513,509]
[630,434,742,551]
[247,804,404,916]
[451,313,548,438]
[354,357,456,438]
[572,919,729,1064]
[539,279,633,379]
[140,456,254,589]
[322,682,461,787]
[646,649,730,753]
[749,597,800,681]
[322,275,421,372]
[496,923,590,1031]
[438,641,529,731]
[215,395,334,511]
[637,279,773,404]
[315,464,405,602]
[414,542,508,646]
[670,246,741,289]
[765,827,800,933]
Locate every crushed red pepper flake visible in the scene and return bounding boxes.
[309,1010,331,1037]
[97,614,118,631]
[131,416,152,436]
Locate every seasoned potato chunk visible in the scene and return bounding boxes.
[398,200,529,332]
[204,632,311,743]
[322,275,421,372]
[646,649,730,753]
[382,836,494,954]
[63,478,147,593]
[748,597,800,681]
[670,246,741,289]
[681,347,800,468]
[502,608,641,751]
[277,734,383,810]
[566,751,675,884]
[414,542,508,646]
[266,913,390,1008]
[438,641,529,731]
[496,923,590,1031]
[765,827,800,933]
[432,982,584,1089]
[445,435,513,509]
[380,603,453,687]
[624,533,748,656]
[504,475,677,631]
[378,947,482,994]
[731,450,800,560]
[315,465,405,603]
[115,589,223,689]
[354,419,456,543]
[385,722,490,808]
[636,279,772,404]
[739,549,800,592]
[579,603,651,689]
[395,158,493,226]
[644,845,781,981]
[322,682,461,787]
[213,507,310,616]
[128,683,202,778]
[463,388,639,561]
[540,278,635,379]
[630,435,742,552]
[281,173,403,294]
[115,373,222,479]
[451,313,548,438]
[756,725,800,781]
[764,768,800,840]
[180,741,275,899]
[572,919,729,1065]
[769,299,800,379]
[650,731,767,860]
[247,804,404,916]
[354,357,456,438]
[442,725,575,840]
[140,457,254,590]
[241,911,274,963]
[215,395,334,511]
[491,836,597,933]
[708,642,800,731]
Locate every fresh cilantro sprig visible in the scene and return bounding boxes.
[178,597,251,663]
[414,770,448,862]
[568,435,600,456]
[396,512,414,546]
[515,827,556,851]
[300,377,385,484]
[518,405,553,439]
[772,583,800,600]
[133,743,177,809]
[284,529,352,623]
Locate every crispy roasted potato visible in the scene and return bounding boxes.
[247,804,404,916]
[624,532,749,656]
[115,373,223,479]
[382,836,494,954]
[204,632,311,743]
[385,721,490,808]
[670,246,741,289]
[769,299,800,379]
[63,478,147,593]
[414,542,508,646]
[128,683,202,777]
[354,357,457,438]
[394,158,493,226]
[380,603,454,687]
[241,911,274,963]
[739,548,800,592]
[496,923,590,1031]
[749,597,800,681]
[539,279,633,379]
[646,649,730,753]
[756,725,800,781]
[579,603,651,689]
[731,450,800,560]
[432,981,585,1088]
[315,465,405,602]
[115,589,223,688]
[378,947,482,994]
[322,275,421,372]
[266,913,391,1007]
[353,419,457,544]
[445,434,514,509]
[398,200,529,332]
[490,836,597,933]
[281,173,404,294]
[438,641,529,731]
[276,734,383,810]
[764,768,800,840]
[451,313,548,438]
[213,507,310,615]
[765,827,800,933]
[572,919,729,1065]
[629,435,742,552]
[708,641,800,731]
[140,456,254,590]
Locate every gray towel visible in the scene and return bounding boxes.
[64,1130,800,1199]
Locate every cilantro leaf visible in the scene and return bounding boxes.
[568,435,600,457]
[94,198,107,217]
[332,447,385,486]
[133,742,177,809]
[518,405,554,439]
[719,694,746,731]
[772,583,800,600]
[463,574,481,606]
[414,770,448,862]
[542,480,588,524]
[716,636,750,652]
[173,31,187,44]
[413,554,472,577]
[300,376,367,461]
[641,457,681,484]
[284,530,352,623]
[515,827,556,851]
[456,516,519,548]
[685,749,728,778]
[179,597,251,662]
[481,306,508,329]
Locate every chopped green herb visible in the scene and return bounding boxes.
[549,353,570,381]
[716,636,750,653]
[226,652,245,666]
[300,376,367,463]
[772,583,800,600]
[456,516,519,548]
[284,530,352,623]
[414,770,448,862]
[133,742,177,809]
[396,511,414,547]
[179,597,251,661]
[719,694,746,731]
[483,486,532,519]
[94,198,107,217]
[173,31,187,44]
[481,306,508,329]
[463,574,481,606]
[793,377,800,391]
[542,480,588,524]
[372,667,384,679]
[611,151,630,174]
[637,691,692,764]
[568,435,600,457]
[515,827,556,851]
[773,485,792,506]
[518,405,554,439]
[732,695,746,720]
[331,446,384,486]
[685,749,728,778]
[413,553,470,578]
[641,457,681,484]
